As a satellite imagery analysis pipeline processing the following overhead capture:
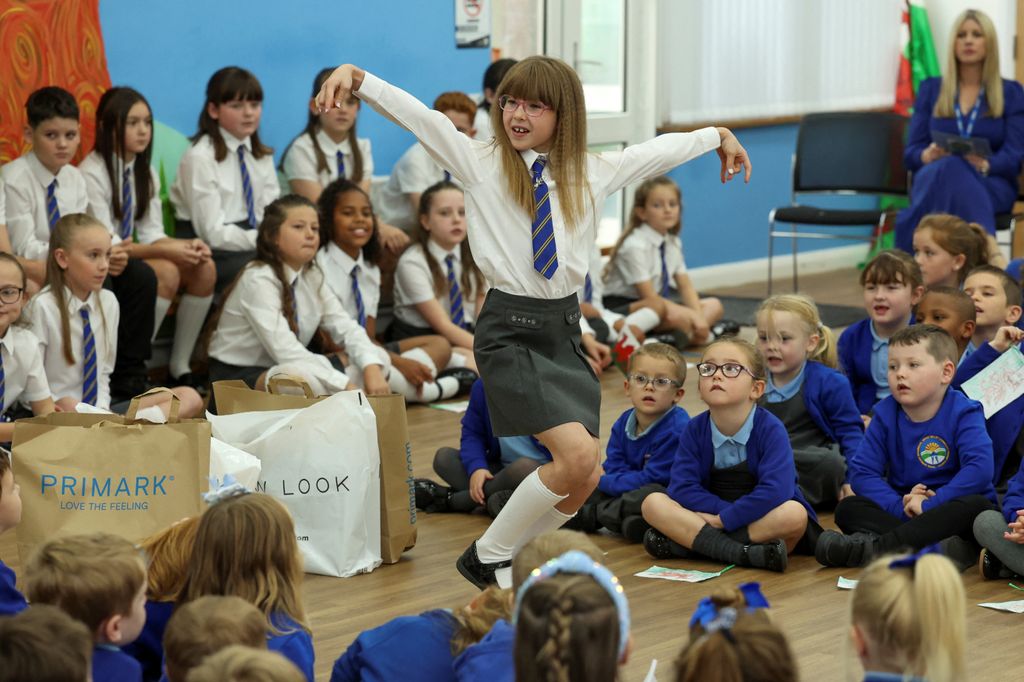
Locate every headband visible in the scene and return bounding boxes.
[888,543,942,570]
[513,550,630,658]
[689,581,771,631]
[202,474,249,505]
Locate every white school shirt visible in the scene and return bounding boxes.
[28,287,118,410]
[394,240,478,329]
[474,106,494,141]
[316,243,382,319]
[603,224,688,299]
[282,129,374,188]
[375,142,459,233]
[0,325,51,412]
[79,151,167,245]
[1,152,89,260]
[0,176,6,225]
[356,72,720,300]
[169,127,279,251]
[208,262,386,374]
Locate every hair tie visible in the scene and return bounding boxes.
[689,581,770,629]
[888,543,941,570]
[202,474,249,505]
[513,550,630,658]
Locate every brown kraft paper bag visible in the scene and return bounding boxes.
[212,379,417,563]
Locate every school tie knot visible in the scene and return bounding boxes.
[531,156,547,185]
[530,156,557,280]
[46,179,60,230]
[445,253,466,329]
[238,145,256,229]
[350,264,366,328]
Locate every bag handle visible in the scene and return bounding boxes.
[125,387,181,423]
[267,375,315,398]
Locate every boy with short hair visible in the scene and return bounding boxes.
[0,449,26,616]
[567,343,690,541]
[817,324,997,568]
[0,603,93,682]
[25,532,149,682]
[915,286,976,361]
[956,265,1024,487]
[185,645,305,682]
[2,85,157,400]
[838,250,924,415]
[163,595,268,682]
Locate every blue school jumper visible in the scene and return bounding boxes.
[330,609,457,682]
[794,361,865,464]
[838,318,886,414]
[459,379,551,476]
[0,559,26,616]
[849,390,996,520]
[453,618,514,682]
[93,644,143,682]
[1001,459,1024,523]
[124,600,174,681]
[269,613,315,682]
[599,405,689,496]
[953,342,1024,486]
[666,408,815,532]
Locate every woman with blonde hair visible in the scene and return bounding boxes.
[895,8,1024,254]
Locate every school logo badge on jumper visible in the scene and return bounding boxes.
[917,435,950,468]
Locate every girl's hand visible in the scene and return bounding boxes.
[109,243,130,276]
[1006,511,1024,544]
[393,355,433,389]
[581,334,611,369]
[990,326,1024,353]
[377,222,411,253]
[164,239,202,266]
[921,143,948,165]
[692,315,711,342]
[965,153,990,175]
[469,468,493,505]
[903,494,927,517]
[696,512,724,529]
[715,127,752,183]
[315,64,366,112]
[362,365,390,395]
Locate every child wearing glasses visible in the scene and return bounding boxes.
[564,343,689,542]
[755,295,864,508]
[641,338,816,572]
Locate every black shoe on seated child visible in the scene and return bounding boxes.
[711,319,741,339]
[815,530,879,568]
[621,515,651,544]
[437,367,478,397]
[741,539,789,573]
[413,479,452,512]
[643,528,693,560]
[978,548,1018,580]
[456,542,510,590]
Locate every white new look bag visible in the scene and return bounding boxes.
[208,391,382,577]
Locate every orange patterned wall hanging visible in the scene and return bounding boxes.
[0,0,111,164]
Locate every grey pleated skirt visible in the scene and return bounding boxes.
[474,289,601,437]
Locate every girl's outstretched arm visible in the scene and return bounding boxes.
[715,128,752,183]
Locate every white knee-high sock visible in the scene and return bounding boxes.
[512,506,575,556]
[476,469,566,586]
[152,297,172,342]
[170,294,213,377]
[623,307,660,333]
[387,348,456,403]
[446,351,468,369]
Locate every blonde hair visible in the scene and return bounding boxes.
[675,588,796,682]
[756,294,838,369]
[490,56,591,232]
[139,516,200,602]
[701,338,766,381]
[451,586,512,656]
[628,341,687,383]
[25,532,146,633]
[178,494,308,635]
[185,645,305,682]
[164,596,268,682]
[850,552,966,682]
[915,213,992,285]
[44,214,112,365]
[512,530,604,590]
[605,176,681,279]
[936,9,1003,118]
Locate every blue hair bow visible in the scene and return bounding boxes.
[888,543,942,570]
[689,582,770,630]
[202,474,249,505]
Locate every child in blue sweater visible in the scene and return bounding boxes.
[641,339,816,572]
[817,325,997,568]
[756,295,864,507]
[415,379,552,516]
[566,343,689,540]
[838,250,924,416]
[0,450,26,616]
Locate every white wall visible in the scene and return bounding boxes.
[926,0,1016,78]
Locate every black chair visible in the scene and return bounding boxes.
[768,112,909,294]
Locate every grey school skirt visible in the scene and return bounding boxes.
[474,289,600,437]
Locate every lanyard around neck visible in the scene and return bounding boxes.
[954,85,986,137]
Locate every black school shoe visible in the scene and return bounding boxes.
[711,319,742,339]
[815,530,878,568]
[437,367,479,397]
[413,478,452,512]
[642,528,694,560]
[456,542,511,590]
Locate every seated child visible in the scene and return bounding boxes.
[915,286,976,361]
[329,585,509,682]
[163,595,267,682]
[849,549,966,682]
[25,532,148,682]
[185,645,305,682]
[642,339,815,572]
[0,449,25,616]
[838,250,924,416]
[817,325,997,569]
[177,490,314,680]
[578,241,661,350]
[415,378,551,516]
[567,343,690,541]
[912,213,995,289]
[756,295,863,508]
[0,604,93,682]
[674,583,796,682]
[452,530,605,682]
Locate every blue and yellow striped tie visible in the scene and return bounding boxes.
[46,179,60,230]
[351,264,366,327]
[336,150,346,179]
[659,241,670,297]
[530,157,557,279]
[446,254,465,328]
[238,145,256,229]
[121,168,133,240]
[0,349,6,419]
[80,308,98,406]
[583,274,594,303]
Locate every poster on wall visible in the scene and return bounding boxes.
[455,0,490,48]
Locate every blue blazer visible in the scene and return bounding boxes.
[599,406,689,497]
[796,361,865,465]
[666,408,816,532]
[124,600,174,682]
[331,609,457,682]
[1002,458,1024,523]
[93,645,142,682]
[268,613,315,682]
[453,618,514,682]
[837,318,880,415]
[459,379,550,475]
[0,559,26,617]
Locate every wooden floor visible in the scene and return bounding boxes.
[3,269,1021,680]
